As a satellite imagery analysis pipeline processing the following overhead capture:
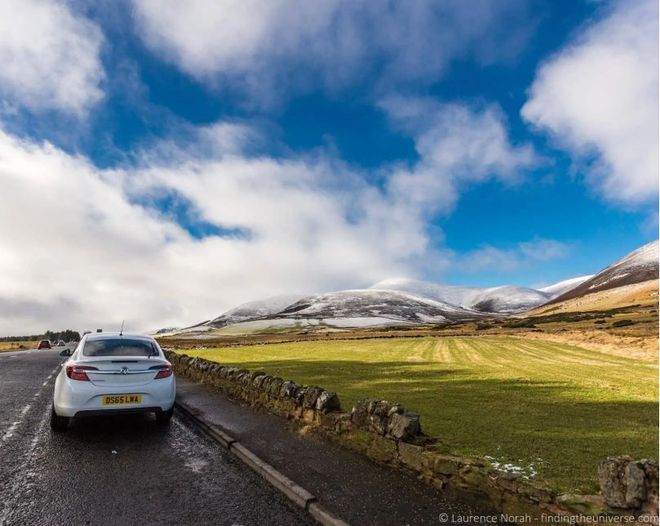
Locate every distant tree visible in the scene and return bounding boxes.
[0,329,81,342]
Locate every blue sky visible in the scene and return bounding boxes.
[0,0,657,332]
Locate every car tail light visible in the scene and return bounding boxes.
[150,364,173,379]
[66,364,98,381]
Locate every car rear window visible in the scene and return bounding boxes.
[83,338,159,357]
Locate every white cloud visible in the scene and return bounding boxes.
[0,99,534,335]
[0,128,403,334]
[381,97,537,215]
[136,121,263,164]
[0,0,104,115]
[522,0,658,205]
[131,0,533,104]
[518,238,570,261]
[459,238,570,273]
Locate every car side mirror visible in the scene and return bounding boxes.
[59,349,72,357]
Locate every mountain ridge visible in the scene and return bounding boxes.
[181,240,658,332]
[369,278,559,313]
[546,240,658,305]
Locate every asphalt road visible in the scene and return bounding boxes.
[0,347,312,526]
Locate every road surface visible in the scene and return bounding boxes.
[0,347,311,526]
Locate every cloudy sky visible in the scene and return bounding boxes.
[0,0,657,335]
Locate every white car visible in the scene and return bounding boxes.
[51,333,175,431]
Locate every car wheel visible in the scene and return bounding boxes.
[50,405,70,432]
[156,407,174,424]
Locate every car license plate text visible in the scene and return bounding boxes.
[102,394,142,405]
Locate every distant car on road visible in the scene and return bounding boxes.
[51,333,175,431]
[38,340,51,349]
[57,340,66,347]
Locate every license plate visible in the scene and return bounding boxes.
[102,394,142,405]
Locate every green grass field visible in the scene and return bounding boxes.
[183,336,658,493]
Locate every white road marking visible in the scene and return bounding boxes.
[0,364,60,445]
[0,356,71,522]
[1,405,31,441]
[2,421,20,442]
[0,403,51,524]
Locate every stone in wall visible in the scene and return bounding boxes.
[302,386,324,409]
[388,411,420,441]
[350,398,422,442]
[598,456,658,509]
[315,390,340,413]
[350,398,374,427]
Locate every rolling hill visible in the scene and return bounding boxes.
[206,294,302,329]
[174,240,657,332]
[531,240,659,314]
[538,275,594,297]
[274,289,483,325]
[369,278,565,313]
[192,278,580,332]
[545,240,658,305]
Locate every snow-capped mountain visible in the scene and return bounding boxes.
[538,275,593,296]
[275,289,483,324]
[370,279,553,313]
[194,276,583,331]
[469,286,552,313]
[150,327,181,336]
[206,294,303,328]
[187,241,657,331]
[547,240,659,305]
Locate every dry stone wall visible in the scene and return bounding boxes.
[165,350,658,523]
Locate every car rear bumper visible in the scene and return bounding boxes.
[73,406,166,418]
[53,375,176,417]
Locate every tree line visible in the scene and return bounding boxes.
[0,329,81,342]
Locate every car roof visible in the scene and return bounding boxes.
[83,332,156,343]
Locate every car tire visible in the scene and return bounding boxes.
[50,405,70,432]
[156,407,174,424]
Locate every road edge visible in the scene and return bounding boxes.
[174,399,350,526]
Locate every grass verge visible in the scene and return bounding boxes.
[0,341,36,352]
